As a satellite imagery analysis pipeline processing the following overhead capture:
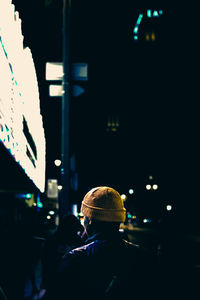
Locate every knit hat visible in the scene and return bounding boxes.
[81,186,126,222]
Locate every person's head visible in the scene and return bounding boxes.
[81,186,126,236]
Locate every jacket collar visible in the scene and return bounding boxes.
[85,231,122,244]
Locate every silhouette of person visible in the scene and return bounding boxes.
[47,186,159,300]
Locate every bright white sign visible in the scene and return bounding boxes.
[0,1,46,192]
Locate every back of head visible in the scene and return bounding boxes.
[81,186,126,224]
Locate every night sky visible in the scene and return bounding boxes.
[6,1,200,224]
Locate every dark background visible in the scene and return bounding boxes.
[3,0,199,227]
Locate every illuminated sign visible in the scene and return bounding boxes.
[0,1,46,192]
[133,9,163,41]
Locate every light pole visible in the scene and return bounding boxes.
[59,0,72,219]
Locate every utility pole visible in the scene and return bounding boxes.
[59,0,72,219]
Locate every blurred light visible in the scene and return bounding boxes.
[127,213,132,218]
[136,13,143,25]
[54,159,61,167]
[152,184,158,190]
[57,185,63,190]
[146,184,151,190]
[33,203,36,206]
[121,194,127,201]
[143,218,152,223]
[25,193,32,199]
[45,62,63,81]
[47,179,58,198]
[133,13,143,41]
[145,33,150,41]
[49,210,55,215]
[49,85,64,97]
[47,215,51,219]
[166,205,172,211]
[151,32,156,41]
[37,202,43,208]
[128,188,134,194]
[72,204,78,217]
[153,10,159,17]
[149,175,153,180]
[147,9,152,17]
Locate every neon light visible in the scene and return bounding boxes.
[133,13,143,41]
[136,13,143,25]
[147,9,151,18]
[153,10,159,17]
[133,9,163,41]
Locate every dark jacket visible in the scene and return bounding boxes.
[48,231,159,300]
[41,230,84,289]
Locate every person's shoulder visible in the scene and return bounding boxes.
[61,239,95,260]
[122,239,156,262]
[58,240,95,273]
[122,238,141,253]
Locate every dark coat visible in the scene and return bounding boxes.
[41,230,84,289]
[48,231,159,300]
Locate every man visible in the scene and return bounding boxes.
[49,186,159,300]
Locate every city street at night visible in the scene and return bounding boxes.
[0,1,199,299]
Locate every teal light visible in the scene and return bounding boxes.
[129,188,134,194]
[36,192,43,209]
[136,13,143,25]
[147,9,152,18]
[37,202,43,208]
[133,13,143,41]
[26,193,32,199]
[153,10,159,17]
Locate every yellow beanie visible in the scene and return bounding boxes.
[81,186,126,222]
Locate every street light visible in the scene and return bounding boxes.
[146,184,151,190]
[152,184,158,190]
[166,205,172,211]
[54,159,61,166]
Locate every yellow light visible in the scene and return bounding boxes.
[145,33,150,41]
[151,32,156,41]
